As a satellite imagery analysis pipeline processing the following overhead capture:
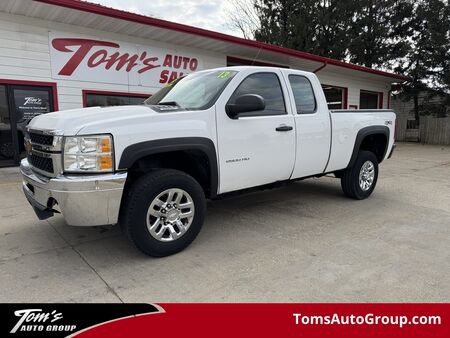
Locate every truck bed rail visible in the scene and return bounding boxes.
[330,109,394,113]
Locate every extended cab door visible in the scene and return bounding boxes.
[215,69,296,193]
[281,70,331,178]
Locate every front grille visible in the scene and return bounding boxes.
[29,132,54,146]
[28,153,54,173]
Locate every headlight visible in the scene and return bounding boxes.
[63,134,114,172]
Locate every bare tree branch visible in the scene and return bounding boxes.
[225,0,260,39]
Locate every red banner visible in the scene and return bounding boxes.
[74,303,449,338]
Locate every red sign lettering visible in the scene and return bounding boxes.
[51,38,199,84]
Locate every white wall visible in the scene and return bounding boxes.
[0,11,391,111]
[315,68,391,109]
[0,12,226,111]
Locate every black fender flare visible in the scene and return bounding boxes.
[118,137,218,198]
[347,126,390,168]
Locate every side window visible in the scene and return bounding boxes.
[288,75,316,114]
[227,72,286,117]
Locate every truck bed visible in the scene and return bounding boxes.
[325,109,396,172]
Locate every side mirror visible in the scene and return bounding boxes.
[226,94,265,119]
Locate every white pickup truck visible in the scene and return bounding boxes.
[20,66,396,256]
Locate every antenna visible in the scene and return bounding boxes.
[251,46,262,65]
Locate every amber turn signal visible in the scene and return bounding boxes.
[100,137,112,153]
[98,155,113,171]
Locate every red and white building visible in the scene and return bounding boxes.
[0,0,408,166]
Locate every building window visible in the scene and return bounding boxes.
[322,85,347,109]
[360,90,382,109]
[83,91,149,107]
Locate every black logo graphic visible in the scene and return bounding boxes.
[0,303,160,337]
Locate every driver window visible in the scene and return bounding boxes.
[227,72,286,117]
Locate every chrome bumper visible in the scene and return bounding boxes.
[20,158,127,226]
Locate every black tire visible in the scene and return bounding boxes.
[340,150,379,200]
[121,169,206,257]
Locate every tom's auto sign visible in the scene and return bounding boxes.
[49,32,202,87]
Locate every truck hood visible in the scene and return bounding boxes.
[27,105,160,135]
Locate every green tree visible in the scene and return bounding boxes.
[253,0,415,63]
[347,0,414,69]
[396,0,450,121]
[248,0,449,115]
[313,0,355,59]
[254,0,354,59]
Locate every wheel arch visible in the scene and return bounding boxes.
[118,137,218,198]
[347,126,389,168]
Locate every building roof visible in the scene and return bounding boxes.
[8,0,409,82]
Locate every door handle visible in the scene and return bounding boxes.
[276,125,293,132]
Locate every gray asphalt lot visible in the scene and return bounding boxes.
[0,142,449,302]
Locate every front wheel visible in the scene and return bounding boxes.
[340,150,379,200]
[121,169,206,257]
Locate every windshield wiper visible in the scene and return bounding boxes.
[158,101,180,107]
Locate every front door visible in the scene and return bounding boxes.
[0,84,54,167]
[216,69,296,193]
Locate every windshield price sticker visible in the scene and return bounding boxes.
[217,71,231,79]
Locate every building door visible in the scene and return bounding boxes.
[0,84,54,167]
[0,85,14,166]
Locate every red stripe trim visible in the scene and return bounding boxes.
[0,78,59,111]
[34,0,409,81]
[344,88,349,109]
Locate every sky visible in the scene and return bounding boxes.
[91,0,242,37]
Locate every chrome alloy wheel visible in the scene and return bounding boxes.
[359,160,375,191]
[146,188,195,242]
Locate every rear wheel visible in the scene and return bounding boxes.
[340,150,379,200]
[121,169,206,257]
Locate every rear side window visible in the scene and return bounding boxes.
[288,75,316,114]
[228,72,286,117]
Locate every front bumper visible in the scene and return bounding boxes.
[20,158,127,226]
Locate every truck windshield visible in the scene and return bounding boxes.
[144,70,237,110]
